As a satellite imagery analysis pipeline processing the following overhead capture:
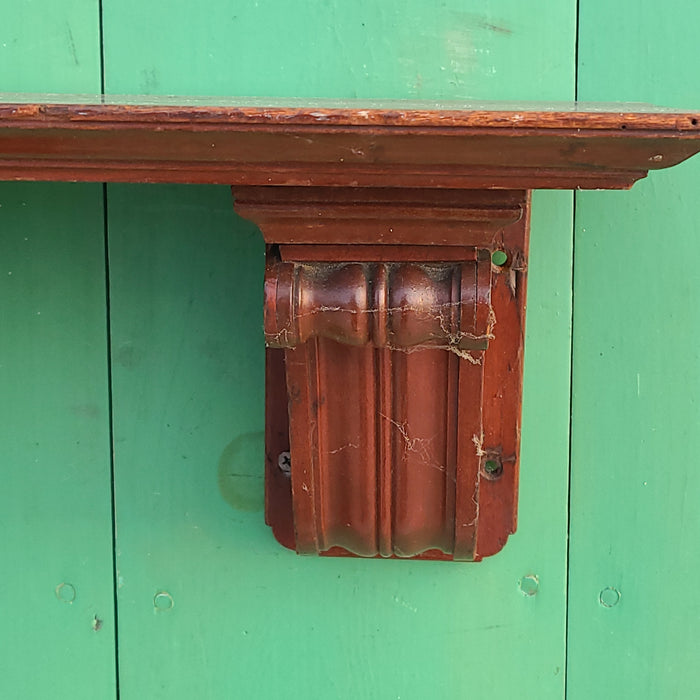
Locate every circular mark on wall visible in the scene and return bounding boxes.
[518,574,539,597]
[55,582,76,603]
[217,431,265,511]
[599,586,621,608]
[154,591,174,611]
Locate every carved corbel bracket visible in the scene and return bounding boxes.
[0,97,698,560]
[235,187,529,560]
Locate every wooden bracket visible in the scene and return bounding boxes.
[0,96,698,559]
[235,187,529,560]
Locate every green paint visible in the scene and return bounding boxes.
[491,250,509,267]
[104,191,572,700]
[102,0,574,101]
[16,0,700,698]
[569,2,700,698]
[484,458,503,475]
[0,184,116,698]
[0,6,114,697]
[0,0,101,93]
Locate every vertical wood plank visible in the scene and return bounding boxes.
[102,2,576,697]
[0,184,116,699]
[570,1,700,697]
[0,3,115,698]
[107,184,574,700]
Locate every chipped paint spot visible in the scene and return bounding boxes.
[445,29,476,83]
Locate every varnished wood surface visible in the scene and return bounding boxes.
[0,97,698,189]
[254,191,528,561]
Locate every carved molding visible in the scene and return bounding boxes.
[263,259,493,350]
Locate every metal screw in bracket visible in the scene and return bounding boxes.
[277,451,291,476]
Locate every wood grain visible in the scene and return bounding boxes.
[0,99,698,189]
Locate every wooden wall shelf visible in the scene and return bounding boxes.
[2,96,699,560]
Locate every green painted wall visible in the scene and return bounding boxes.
[568,1,700,697]
[0,3,116,698]
[0,2,697,698]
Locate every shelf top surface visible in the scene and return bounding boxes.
[0,93,698,131]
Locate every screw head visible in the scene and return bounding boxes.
[482,458,503,479]
[277,451,291,475]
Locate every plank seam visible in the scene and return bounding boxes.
[98,6,119,696]
[565,0,582,697]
